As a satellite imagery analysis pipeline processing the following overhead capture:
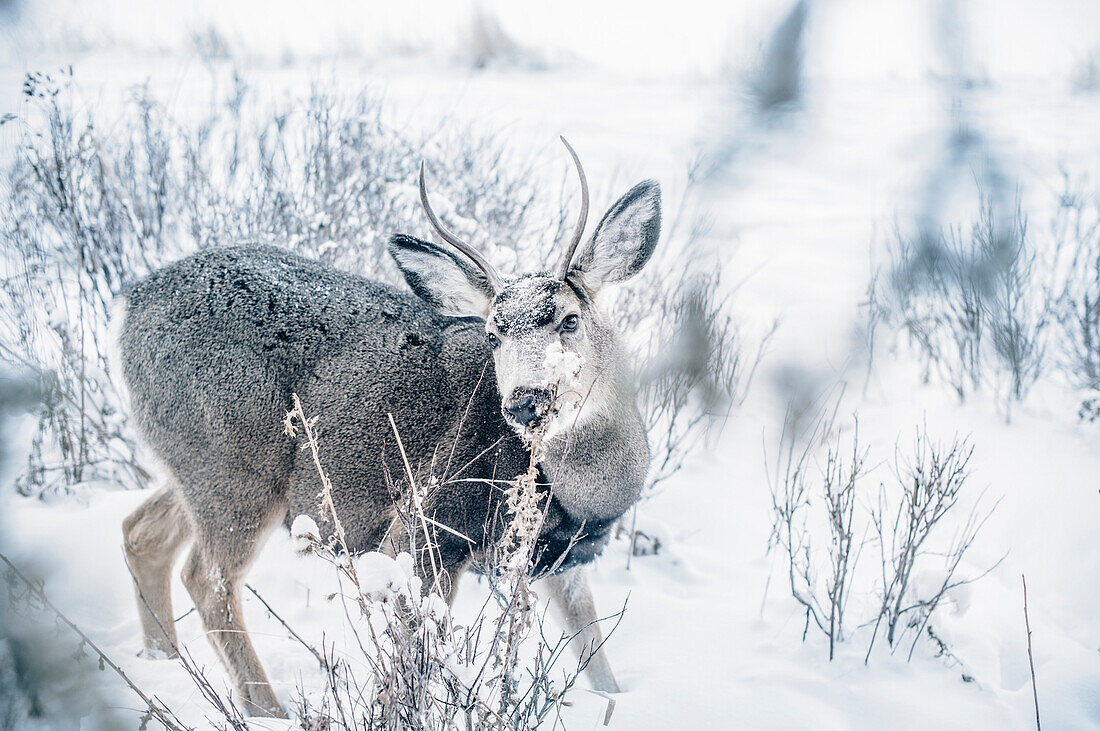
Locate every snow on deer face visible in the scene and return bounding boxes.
[486,274,592,434]
[389,138,661,438]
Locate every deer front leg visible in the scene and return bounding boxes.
[542,565,621,693]
[181,545,286,718]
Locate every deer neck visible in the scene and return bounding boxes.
[538,359,649,523]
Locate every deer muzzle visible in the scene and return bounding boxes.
[503,387,552,429]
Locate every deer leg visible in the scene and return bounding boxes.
[180,515,286,718]
[542,565,621,693]
[123,485,191,658]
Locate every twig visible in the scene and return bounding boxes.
[284,393,369,615]
[245,582,327,669]
[1022,574,1041,731]
[388,411,445,596]
[442,359,490,481]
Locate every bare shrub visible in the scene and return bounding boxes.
[459,4,546,71]
[611,166,775,562]
[618,162,776,495]
[767,396,867,660]
[869,192,1050,411]
[633,268,774,493]
[865,429,1002,662]
[870,176,1100,419]
[1046,174,1100,417]
[767,403,1000,665]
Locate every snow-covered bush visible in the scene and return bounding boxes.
[0,71,566,497]
[868,194,1050,410]
[767,403,999,664]
[1046,177,1100,418]
[283,393,612,730]
[870,177,1100,420]
[0,71,759,504]
[0,70,162,496]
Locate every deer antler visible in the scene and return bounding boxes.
[418,162,503,293]
[556,136,589,280]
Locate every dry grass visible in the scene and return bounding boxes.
[281,392,613,730]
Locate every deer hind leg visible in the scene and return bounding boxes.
[542,565,621,693]
[180,508,286,718]
[123,484,192,658]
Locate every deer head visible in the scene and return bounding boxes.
[389,138,661,439]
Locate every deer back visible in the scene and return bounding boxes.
[117,245,527,559]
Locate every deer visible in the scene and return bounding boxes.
[114,137,660,718]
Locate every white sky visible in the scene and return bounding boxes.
[2,0,1098,81]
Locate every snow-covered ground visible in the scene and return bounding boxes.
[2,1,1099,729]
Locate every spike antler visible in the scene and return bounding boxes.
[556,136,589,280]
[418,162,503,293]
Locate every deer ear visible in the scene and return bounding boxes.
[569,180,660,293]
[389,234,494,318]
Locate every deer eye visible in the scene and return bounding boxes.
[487,332,501,349]
[560,314,579,333]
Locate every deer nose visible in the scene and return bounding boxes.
[505,394,540,427]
